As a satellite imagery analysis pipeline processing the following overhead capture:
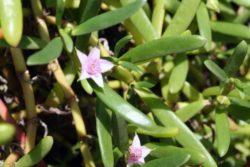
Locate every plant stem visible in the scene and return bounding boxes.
[10,48,37,153]
[3,152,20,167]
[30,0,95,166]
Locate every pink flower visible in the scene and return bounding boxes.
[77,47,114,87]
[127,134,151,166]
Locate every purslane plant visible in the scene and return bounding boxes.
[0,0,249,167]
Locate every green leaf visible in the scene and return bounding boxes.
[229,97,250,108]
[120,35,206,64]
[0,122,15,145]
[112,113,129,152]
[27,37,63,65]
[169,54,188,94]
[72,0,146,36]
[202,86,221,97]
[204,60,229,82]
[206,0,220,12]
[148,145,206,165]
[142,153,190,167]
[215,108,230,157]
[163,0,201,37]
[234,80,250,96]
[80,79,93,95]
[75,0,101,51]
[129,125,179,138]
[182,82,203,101]
[121,0,158,41]
[211,21,250,39]
[224,41,248,77]
[175,100,205,122]
[0,36,47,49]
[135,88,217,167]
[59,29,74,52]
[96,99,114,167]
[119,61,143,73]
[164,0,180,13]
[113,147,123,165]
[219,2,235,16]
[15,136,53,167]
[230,0,250,8]
[134,81,156,89]
[228,105,250,122]
[114,35,132,56]
[56,0,65,26]
[196,2,212,51]
[92,83,157,130]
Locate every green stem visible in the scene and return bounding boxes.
[30,0,95,166]
[10,48,37,153]
[3,152,20,167]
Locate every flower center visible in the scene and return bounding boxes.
[86,59,101,75]
[129,147,142,161]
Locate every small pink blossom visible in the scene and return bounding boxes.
[77,47,114,87]
[127,134,151,166]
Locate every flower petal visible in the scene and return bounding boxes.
[100,59,114,73]
[137,158,145,164]
[76,49,87,65]
[79,69,90,80]
[91,74,104,87]
[132,134,141,147]
[89,47,100,59]
[141,146,151,158]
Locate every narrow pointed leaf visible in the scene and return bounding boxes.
[202,86,221,97]
[72,0,146,36]
[0,36,47,49]
[92,83,157,130]
[120,35,206,64]
[59,29,73,52]
[121,0,158,41]
[224,41,248,76]
[96,99,114,167]
[206,0,220,12]
[163,0,201,37]
[142,153,190,167]
[27,37,63,65]
[75,0,102,50]
[182,82,203,101]
[204,60,229,82]
[196,2,212,51]
[130,125,179,138]
[114,35,132,56]
[211,21,250,39]
[215,108,230,157]
[148,145,206,165]
[169,54,188,94]
[135,88,217,167]
[119,61,143,73]
[175,100,205,122]
[230,0,250,8]
[15,136,53,167]
[229,97,250,108]
[112,113,129,152]
[56,0,65,26]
